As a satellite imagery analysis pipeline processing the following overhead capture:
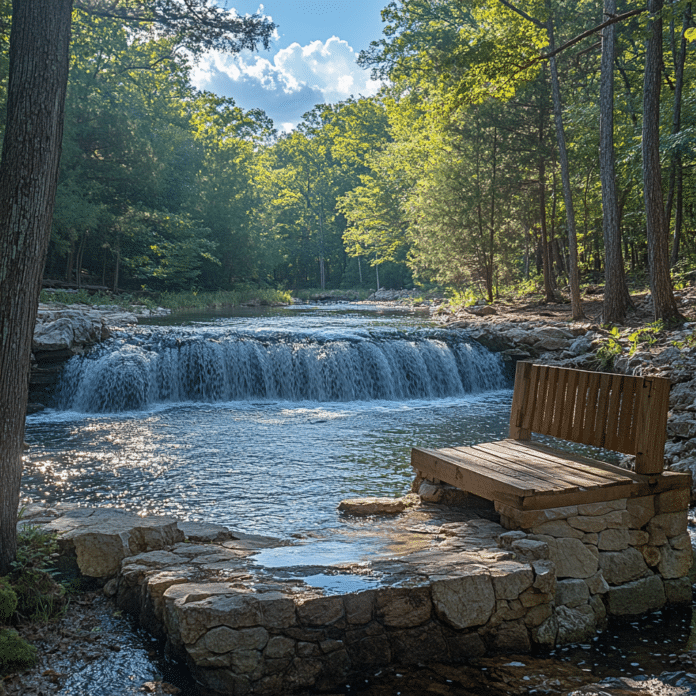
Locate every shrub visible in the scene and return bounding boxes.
[0,578,17,622]
[0,628,37,673]
[10,526,67,623]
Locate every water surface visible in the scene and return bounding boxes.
[23,304,511,537]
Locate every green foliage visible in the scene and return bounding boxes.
[18,0,696,298]
[0,628,37,674]
[155,287,292,310]
[0,578,17,623]
[10,526,66,623]
[447,288,478,309]
[592,327,623,370]
[627,321,665,356]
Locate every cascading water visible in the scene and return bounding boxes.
[57,326,506,413]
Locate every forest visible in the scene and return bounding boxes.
[1,0,693,317]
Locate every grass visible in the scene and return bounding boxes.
[40,287,294,312]
[154,287,293,311]
[292,288,372,301]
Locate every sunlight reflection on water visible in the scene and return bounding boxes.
[23,392,512,537]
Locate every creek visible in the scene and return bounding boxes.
[19,303,696,695]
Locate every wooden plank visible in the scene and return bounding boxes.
[522,363,543,434]
[503,439,643,481]
[412,447,540,494]
[559,368,580,441]
[528,364,546,434]
[603,374,625,452]
[509,361,533,440]
[435,447,560,491]
[520,481,648,510]
[469,441,626,488]
[473,440,630,488]
[521,469,690,509]
[570,369,591,443]
[634,376,671,475]
[453,445,584,492]
[547,367,569,439]
[593,373,613,449]
[534,365,555,434]
[616,377,638,453]
[411,448,527,507]
[579,371,601,446]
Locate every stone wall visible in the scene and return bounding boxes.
[494,489,693,631]
[21,492,694,696]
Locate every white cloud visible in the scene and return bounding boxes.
[190,36,382,126]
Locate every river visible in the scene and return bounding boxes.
[23,303,510,537]
[19,303,696,695]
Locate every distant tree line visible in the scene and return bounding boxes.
[0,0,693,312]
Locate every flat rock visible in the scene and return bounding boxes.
[178,521,235,543]
[337,495,418,516]
[44,507,183,578]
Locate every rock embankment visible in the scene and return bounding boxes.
[435,300,696,495]
[18,487,695,696]
[29,303,168,411]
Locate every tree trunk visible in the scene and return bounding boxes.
[600,0,633,323]
[642,0,682,323]
[487,128,498,304]
[539,157,556,302]
[0,0,73,574]
[668,2,691,267]
[547,20,584,320]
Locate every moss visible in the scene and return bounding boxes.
[0,628,37,673]
[0,578,18,623]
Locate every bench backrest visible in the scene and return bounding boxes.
[509,362,671,476]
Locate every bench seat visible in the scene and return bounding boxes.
[412,438,690,511]
[412,362,691,512]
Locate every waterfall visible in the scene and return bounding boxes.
[57,327,507,413]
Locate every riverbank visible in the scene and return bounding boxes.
[12,290,696,693]
[4,492,696,696]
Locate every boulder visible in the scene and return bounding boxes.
[44,507,184,578]
[431,566,496,629]
[605,575,666,615]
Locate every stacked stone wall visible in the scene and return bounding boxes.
[496,488,692,634]
[20,495,695,696]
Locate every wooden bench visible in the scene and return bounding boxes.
[412,362,690,511]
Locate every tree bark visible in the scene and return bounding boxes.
[668,2,691,267]
[0,0,73,573]
[600,0,632,323]
[642,0,682,323]
[539,156,556,302]
[547,19,584,320]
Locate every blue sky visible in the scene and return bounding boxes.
[191,1,388,130]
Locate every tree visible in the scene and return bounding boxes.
[0,0,275,574]
[642,0,682,323]
[0,0,73,574]
[600,0,632,323]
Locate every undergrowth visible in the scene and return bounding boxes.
[0,524,71,676]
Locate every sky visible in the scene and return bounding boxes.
[191,1,388,130]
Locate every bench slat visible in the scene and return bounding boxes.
[434,447,558,491]
[453,444,587,491]
[470,441,627,489]
[478,440,632,486]
[634,377,671,475]
[558,368,580,442]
